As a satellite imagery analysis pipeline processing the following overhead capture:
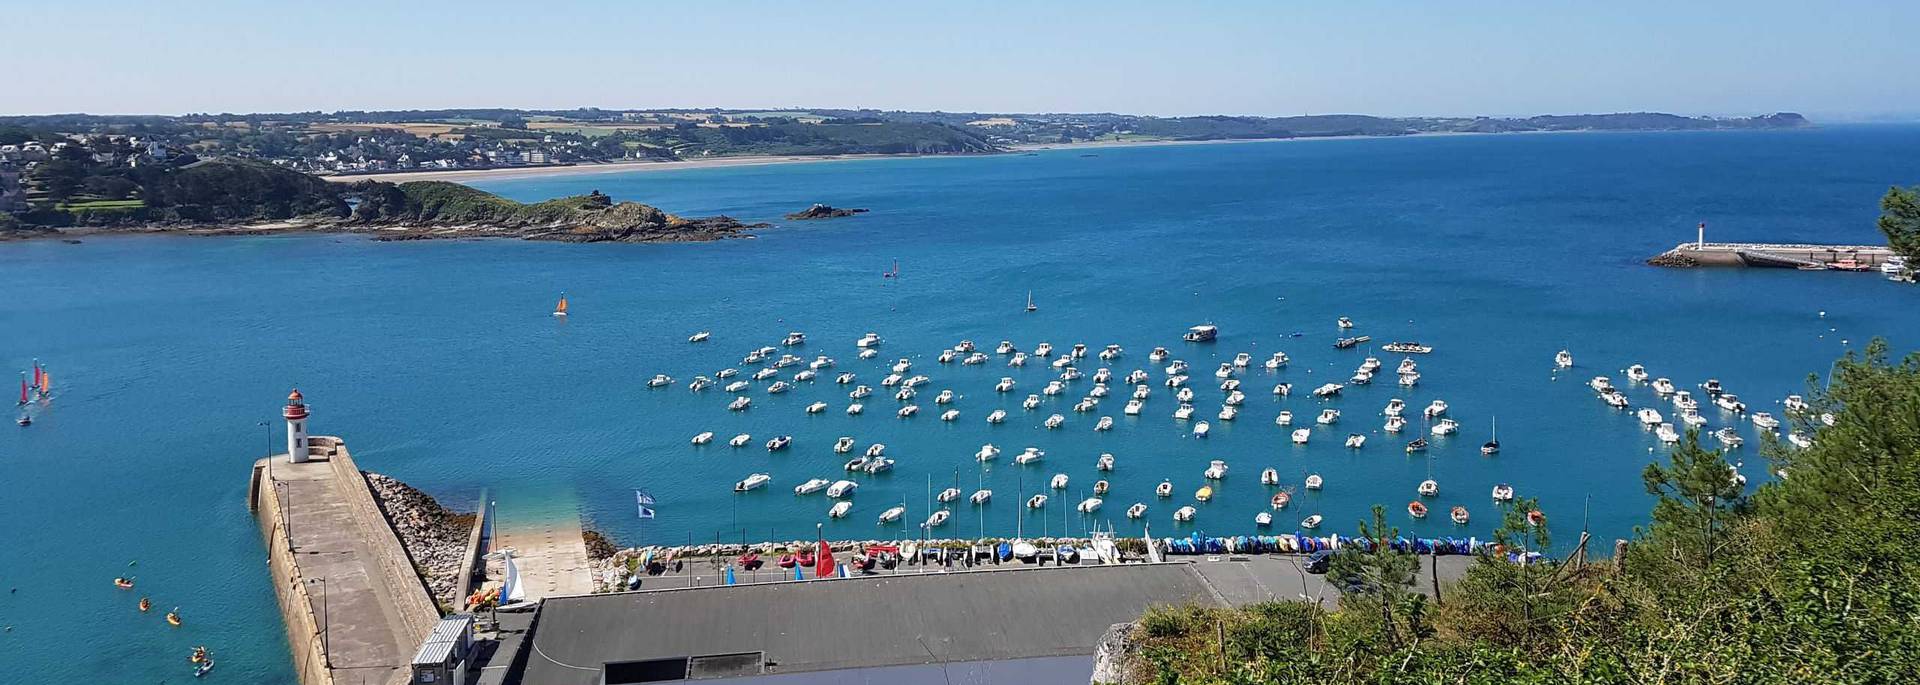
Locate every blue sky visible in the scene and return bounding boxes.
[3,0,1917,119]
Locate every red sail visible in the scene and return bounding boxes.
[18,376,25,403]
[814,537,835,579]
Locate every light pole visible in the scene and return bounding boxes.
[307,577,330,668]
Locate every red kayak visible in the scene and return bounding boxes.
[777,554,796,568]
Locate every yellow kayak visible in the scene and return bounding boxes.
[1195,486,1213,502]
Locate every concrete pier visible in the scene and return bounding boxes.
[1649,241,1895,268]
[249,437,441,685]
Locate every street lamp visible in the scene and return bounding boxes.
[307,577,330,668]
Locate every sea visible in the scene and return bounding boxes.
[2,125,1918,682]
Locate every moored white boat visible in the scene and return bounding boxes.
[1045,413,1065,429]
[1260,467,1279,485]
[648,374,675,388]
[1203,460,1229,479]
[1275,410,1293,426]
[1301,514,1322,529]
[734,473,771,492]
[1418,479,1438,497]
[1155,480,1173,498]
[1491,483,1514,501]
[1015,447,1044,465]
[1173,506,1196,522]
[996,377,1016,392]
[795,478,830,495]
[1345,433,1366,448]
[1095,416,1114,431]
[828,480,859,498]
[922,510,950,529]
[940,409,960,421]
[807,401,828,414]
[976,444,1000,461]
[1077,497,1103,513]
[1651,378,1676,395]
[878,506,906,524]
[1255,512,1273,527]
[829,501,853,518]
[1305,474,1323,490]
[1291,428,1311,444]
[970,489,992,505]
[1027,494,1048,509]
[1265,352,1289,369]
[1555,350,1573,368]
[1051,473,1070,489]
[1636,407,1663,427]
[1124,399,1144,415]
[1127,503,1147,519]
[1626,364,1649,383]
[729,433,752,447]
[1192,420,1210,437]
[1217,405,1237,421]
[1423,400,1448,418]
[1655,422,1680,444]
[834,436,856,453]
[846,402,864,415]
[1317,408,1340,425]
[897,405,918,418]
[1312,383,1343,397]
[987,409,1008,424]
[1431,418,1458,436]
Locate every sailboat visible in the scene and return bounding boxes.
[1481,416,1500,455]
[552,292,569,318]
[882,260,900,279]
[1026,291,1037,313]
[18,372,28,405]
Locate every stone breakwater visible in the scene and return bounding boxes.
[586,536,1140,592]
[364,472,473,607]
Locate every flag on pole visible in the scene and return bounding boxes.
[813,525,834,580]
[635,490,656,519]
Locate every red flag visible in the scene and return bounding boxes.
[814,536,834,579]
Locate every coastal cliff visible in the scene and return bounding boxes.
[349,182,768,243]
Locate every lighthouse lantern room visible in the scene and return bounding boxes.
[284,389,311,464]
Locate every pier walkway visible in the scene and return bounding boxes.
[1651,241,1894,268]
[495,518,594,600]
[251,438,440,685]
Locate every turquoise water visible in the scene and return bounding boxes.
[3,126,1918,681]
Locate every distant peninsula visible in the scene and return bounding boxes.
[784,204,868,220]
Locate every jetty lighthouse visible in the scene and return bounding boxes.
[283,389,311,464]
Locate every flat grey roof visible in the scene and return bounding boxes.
[518,564,1221,684]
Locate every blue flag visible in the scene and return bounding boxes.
[635,490,656,519]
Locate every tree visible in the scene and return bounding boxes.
[1637,427,1746,594]
[1879,186,1920,262]
[1328,504,1422,649]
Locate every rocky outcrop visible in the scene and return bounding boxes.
[364,472,473,607]
[1647,251,1699,267]
[1089,622,1139,685]
[784,203,868,220]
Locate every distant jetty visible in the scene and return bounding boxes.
[1646,223,1896,269]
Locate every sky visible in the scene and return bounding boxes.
[3,0,1918,119]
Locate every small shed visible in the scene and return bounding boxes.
[411,614,475,684]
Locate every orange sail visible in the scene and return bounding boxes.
[39,370,50,394]
[554,293,569,316]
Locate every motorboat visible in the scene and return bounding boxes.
[1233,352,1252,368]
[767,381,791,394]
[734,473,771,492]
[855,332,882,348]
[1074,398,1099,413]
[687,377,712,391]
[647,374,674,388]
[1174,403,1195,420]
[866,443,887,458]
[1093,479,1109,495]
[1431,418,1458,436]
[717,368,739,379]
[1155,480,1173,498]
[1174,506,1197,522]
[970,489,993,505]
[1127,503,1148,519]
[976,444,1001,461]
[1071,343,1089,359]
[881,374,903,387]
[1100,344,1123,361]
[963,352,988,365]
[691,431,714,446]
[1783,394,1809,414]
[1626,364,1649,383]
[1396,358,1418,375]
[1418,479,1438,497]
[1195,485,1213,502]
[860,349,879,360]
[1265,352,1290,370]
[1175,387,1195,403]
[903,375,930,388]
[752,368,779,381]
[1398,372,1420,387]
[1672,391,1698,411]
[1045,414,1065,429]
[1349,371,1374,385]
[1338,316,1354,329]
[863,457,895,474]
[935,389,955,404]
[1384,415,1406,433]
[1260,467,1279,485]
[1255,512,1273,527]
[1301,514,1323,529]
[1124,399,1144,415]
[938,350,956,364]
[1681,409,1707,427]
[795,478,831,495]
[1424,400,1448,418]
[1787,432,1814,449]
[1450,506,1470,525]
[1312,383,1343,397]
[835,372,856,385]
[1183,325,1218,343]
[897,405,919,418]
[1044,381,1065,396]
[1655,423,1680,444]
[940,409,960,421]
[1034,342,1055,357]
[729,433,753,447]
[1095,416,1114,431]
[1636,408,1663,427]
[1405,437,1429,453]
[996,340,1016,355]
[1588,376,1613,393]
[1224,390,1246,406]
[1051,473,1070,489]
[878,506,905,524]
[1027,494,1049,509]
[1052,357,1075,371]
[688,331,711,343]
[782,331,806,346]
[846,403,865,415]
[1304,474,1325,490]
[1216,405,1237,421]
[1007,353,1028,368]
[1097,453,1116,471]
[841,455,868,471]
[1166,374,1190,388]
[1383,398,1405,416]
[774,354,803,369]
[829,501,853,518]
[1192,421,1210,437]
[1491,483,1514,502]
[766,435,792,452]
[1715,427,1745,448]
[1089,382,1109,398]
[1345,434,1366,448]
[1555,350,1573,368]
[1203,460,1229,479]
[1651,378,1676,395]
[834,436,856,453]
[1291,428,1311,444]
[828,479,859,498]
[1126,369,1151,385]
[1334,336,1370,349]
[1701,378,1724,396]
[724,381,751,393]
[1408,501,1428,519]
[1015,447,1044,464]
[1077,497,1103,513]
[1271,492,1291,509]
[1715,393,1747,413]
[850,384,873,399]
[1214,362,1235,379]
[996,377,1016,392]
[987,409,1008,424]
[1149,347,1170,362]
[1022,395,1041,410]
[1382,342,1431,354]
[807,401,829,414]
[923,510,951,529]
[1275,410,1294,426]
[1316,409,1340,425]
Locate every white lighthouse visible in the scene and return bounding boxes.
[284,389,311,464]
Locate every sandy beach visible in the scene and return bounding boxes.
[322,152,974,184]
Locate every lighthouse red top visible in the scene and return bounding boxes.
[283,389,309,420]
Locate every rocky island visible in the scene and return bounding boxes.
[783,203,868,220]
